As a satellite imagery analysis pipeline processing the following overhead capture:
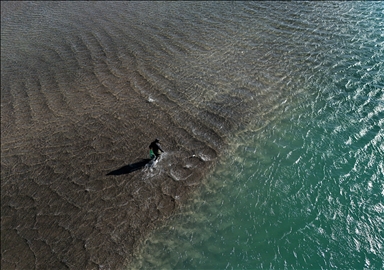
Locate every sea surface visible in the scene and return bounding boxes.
[1,1,383,269]
[130,2,384,269]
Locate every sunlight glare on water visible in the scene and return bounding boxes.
[1,1,383,269]
[131,1,383,269]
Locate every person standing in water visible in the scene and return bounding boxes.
[149,138,164,161]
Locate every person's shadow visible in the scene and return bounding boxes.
[106,159,152,176]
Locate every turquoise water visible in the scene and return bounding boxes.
[2,1,383,269]
[132,2,383,269]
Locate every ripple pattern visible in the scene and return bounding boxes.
[1,2,283,269]
[2,1,383,269]
[128,1,384,269]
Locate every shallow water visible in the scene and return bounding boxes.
[1,1,383,269]
[130,2,384,269]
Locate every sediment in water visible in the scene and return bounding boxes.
[1,2,263,269]
[1,77,218,269]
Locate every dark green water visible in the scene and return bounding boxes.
[131,2,384,269]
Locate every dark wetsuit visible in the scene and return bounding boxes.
[149,140,164,161]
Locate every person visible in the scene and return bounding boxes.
[149,138,164,161]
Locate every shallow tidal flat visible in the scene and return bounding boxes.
[1,74,217,269]
[1,2,265,269]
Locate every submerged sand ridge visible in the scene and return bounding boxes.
[1,53,218,269]
[0,49,217,270]
[0,1,300,268]
[1,2,258,269]
[1,96,216,269]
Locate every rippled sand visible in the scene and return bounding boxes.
[1,81,216,269]
[1,0,308,267]
[1,2,258,269]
